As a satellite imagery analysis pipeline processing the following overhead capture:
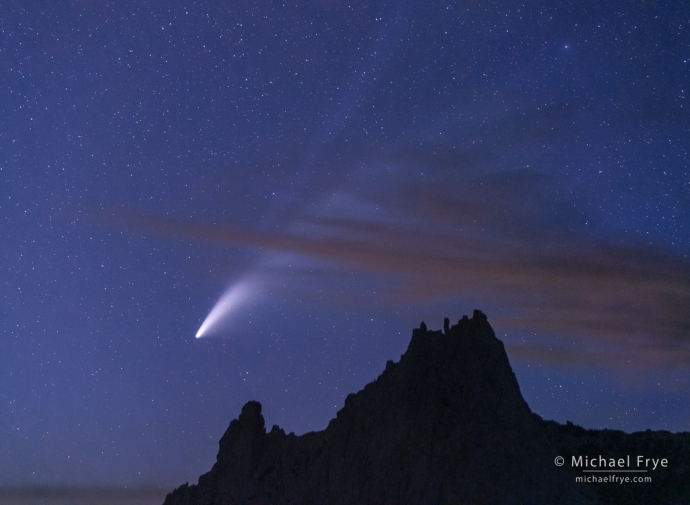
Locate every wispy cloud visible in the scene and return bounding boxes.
[116,158,690,367]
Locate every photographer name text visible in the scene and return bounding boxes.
[572,455,667,470]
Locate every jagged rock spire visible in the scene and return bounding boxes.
[164,312,595,505]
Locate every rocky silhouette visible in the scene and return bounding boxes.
[164,311,689,505]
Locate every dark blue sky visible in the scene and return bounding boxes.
[1,0,689,491]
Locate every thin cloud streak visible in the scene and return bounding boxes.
[114,155,689,367]
[124,205,690,362]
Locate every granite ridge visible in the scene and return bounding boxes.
[163,311,689,505]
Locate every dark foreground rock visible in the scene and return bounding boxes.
[164,311,689,505]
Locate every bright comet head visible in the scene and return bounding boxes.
[196,281,253,338]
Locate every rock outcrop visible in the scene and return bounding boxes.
[163,310,688,505]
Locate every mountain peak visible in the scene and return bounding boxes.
[162,313,595,504]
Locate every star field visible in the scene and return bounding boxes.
[1,0,689,491]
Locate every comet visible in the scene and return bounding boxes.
[195,280,255,338]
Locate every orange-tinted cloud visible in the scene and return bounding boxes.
[123,211,688,340]
[114,163,690,368]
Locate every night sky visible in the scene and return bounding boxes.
[2,0,689,493]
